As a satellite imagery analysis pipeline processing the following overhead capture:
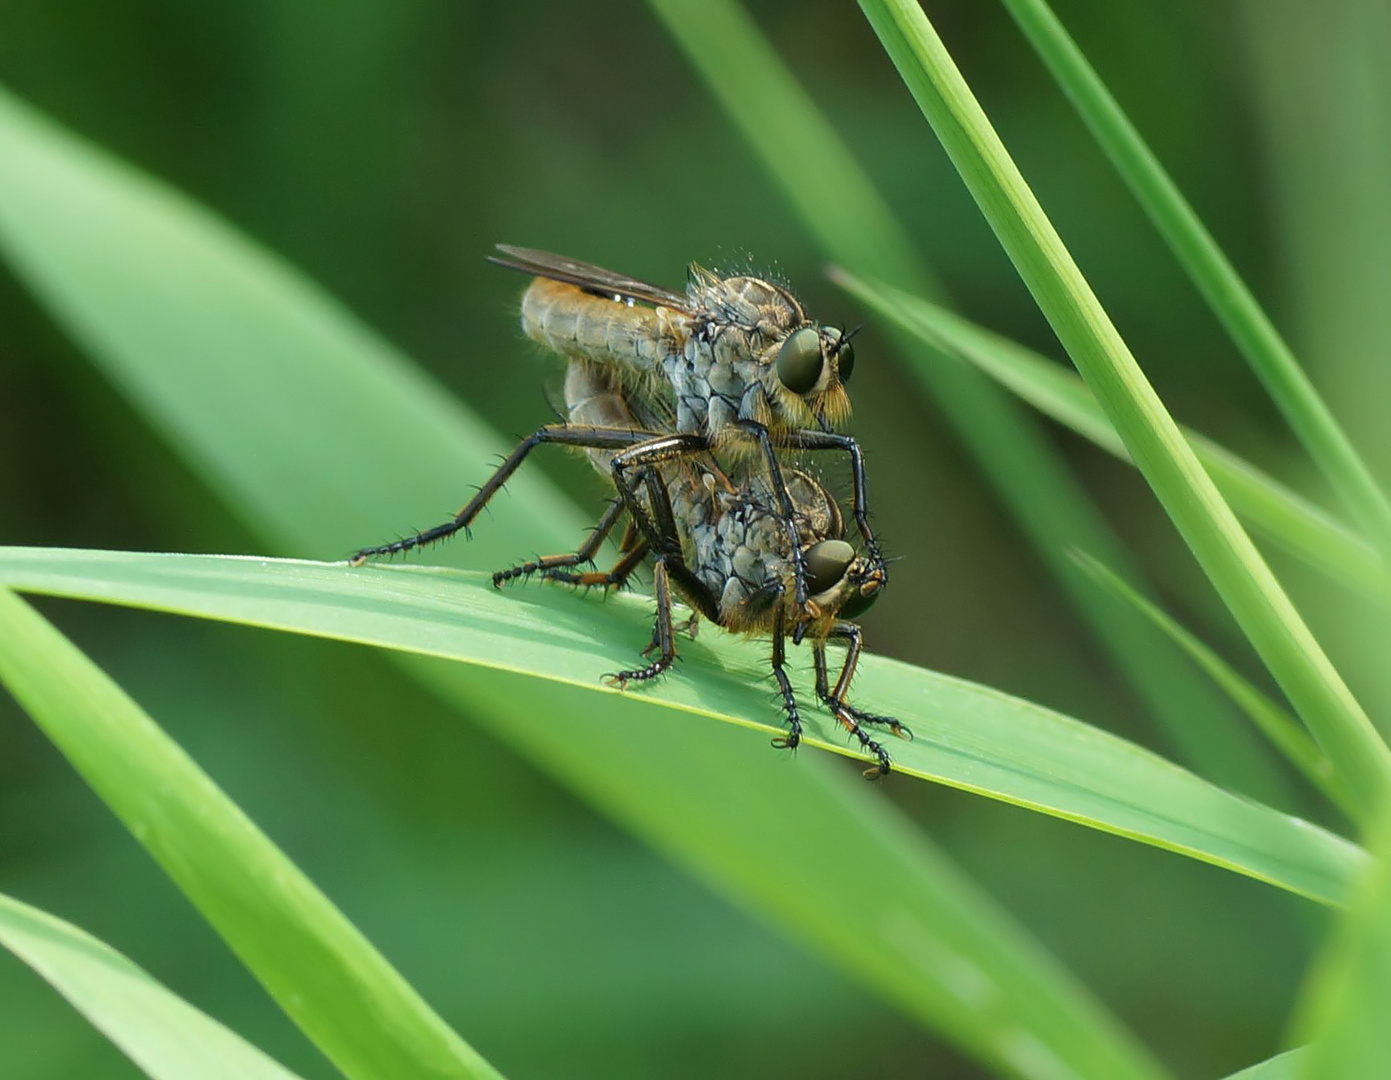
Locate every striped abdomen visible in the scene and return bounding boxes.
[520,277,685,376]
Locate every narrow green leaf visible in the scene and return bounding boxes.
[1069,552,1352,818]
[0,891,307,1080]
[998,0,1391,557]
[1291,791,1391,1075]
[646,0,1291,803]
[1222,1048,1307,1079]
[857,0,1391,817]
[0,85,1168,1078]
[0,589,505,1080]
[0,548,1366,910]
[832,271,1386,599]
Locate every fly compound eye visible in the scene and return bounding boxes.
[776,327,824,395]
[836,339,855,384]
[838,581,879,620]
[803,539,855,597]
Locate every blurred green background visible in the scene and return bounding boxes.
[0,1,1363,1076]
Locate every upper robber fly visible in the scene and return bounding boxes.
[351,246,884,629]
[487,246,884,614]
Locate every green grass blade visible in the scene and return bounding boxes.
[1222,1049,1307,1079]
[0,891,308,1080]
[0,548,1367,910]
[857,0,1391,818]
[646,0,1290,803]
[833,271,1386,599]
[0,86,1170,1077]
[1289,796,1391,1076]
[0,589,505,1080]
[998,0,1391,556]
[1069,552,1352,818]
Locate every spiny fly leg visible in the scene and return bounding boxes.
[350,424,659,566]
[814,623,905,777]
[767,614,803,754]
[605,557,677,689]
[493,501,627,588]
[833,707,893,779]
[546,538,649,591]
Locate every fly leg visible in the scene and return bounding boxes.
[547,533,651,590]
[731,420,815,620]
[348,424,662,565]
[605,463,720,686]
[605,556,677,688]
[768,606,804,755]
[813,620,911,779]
[491,498,627,587]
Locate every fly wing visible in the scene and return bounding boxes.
[490,245,693,312]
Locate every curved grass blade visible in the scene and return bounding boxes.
[1289,794,1391,1076]
[0,548,1366,909]
[856,0,1391,819]
[0,86,1169,1078]
[832,271,1386,599]
[998,0,1391,557]
[0,589,505,1080]
[1069,552,1352,818]
[0,891,308,1080]
[646,0,1290,803]
[1223,1049,1307,1079]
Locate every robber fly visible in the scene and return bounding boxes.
[350,247,884,628]
[494,457,910,778]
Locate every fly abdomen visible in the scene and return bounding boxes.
[563,360,646,475]
[521,277,683,375]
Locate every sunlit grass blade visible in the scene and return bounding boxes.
[0,88,1170,1076]
[0,891,308,1080]
[1222,1049,1307,1079]
[1069,552,1352,818]
[856,0,1391,819]
[997,0,1391,557]
[1288,797,1391,1075]
[0,589,504,1080]
[646,0,1290,803]
[0,548,1367,909]
[832,271,1386,599]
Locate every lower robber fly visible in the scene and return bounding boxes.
[494,461,912,778]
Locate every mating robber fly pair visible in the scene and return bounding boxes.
[350,245,911,777]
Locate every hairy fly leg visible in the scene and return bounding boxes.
[492,498,627,587]
[812,621,910,779]
[605,557,678,688]
[349,423,663,565]
[767,607,804,755]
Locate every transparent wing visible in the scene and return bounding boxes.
[490,244,693,312]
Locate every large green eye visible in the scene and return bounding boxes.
[776,327,824,395]
[803,539,855,597]
[837,340,855,384]
[838,582,879,620]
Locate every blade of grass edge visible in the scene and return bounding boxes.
[1289,783,1391,1075]
[1223,1048,1308,1080]
[645,0,1292,804]
[997,0,1391,559]
[0,891,308,1080]
[0,589,505,1080]
[0,549,1367,911]
[831,271,1386,601]
[857,0,1391,821]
